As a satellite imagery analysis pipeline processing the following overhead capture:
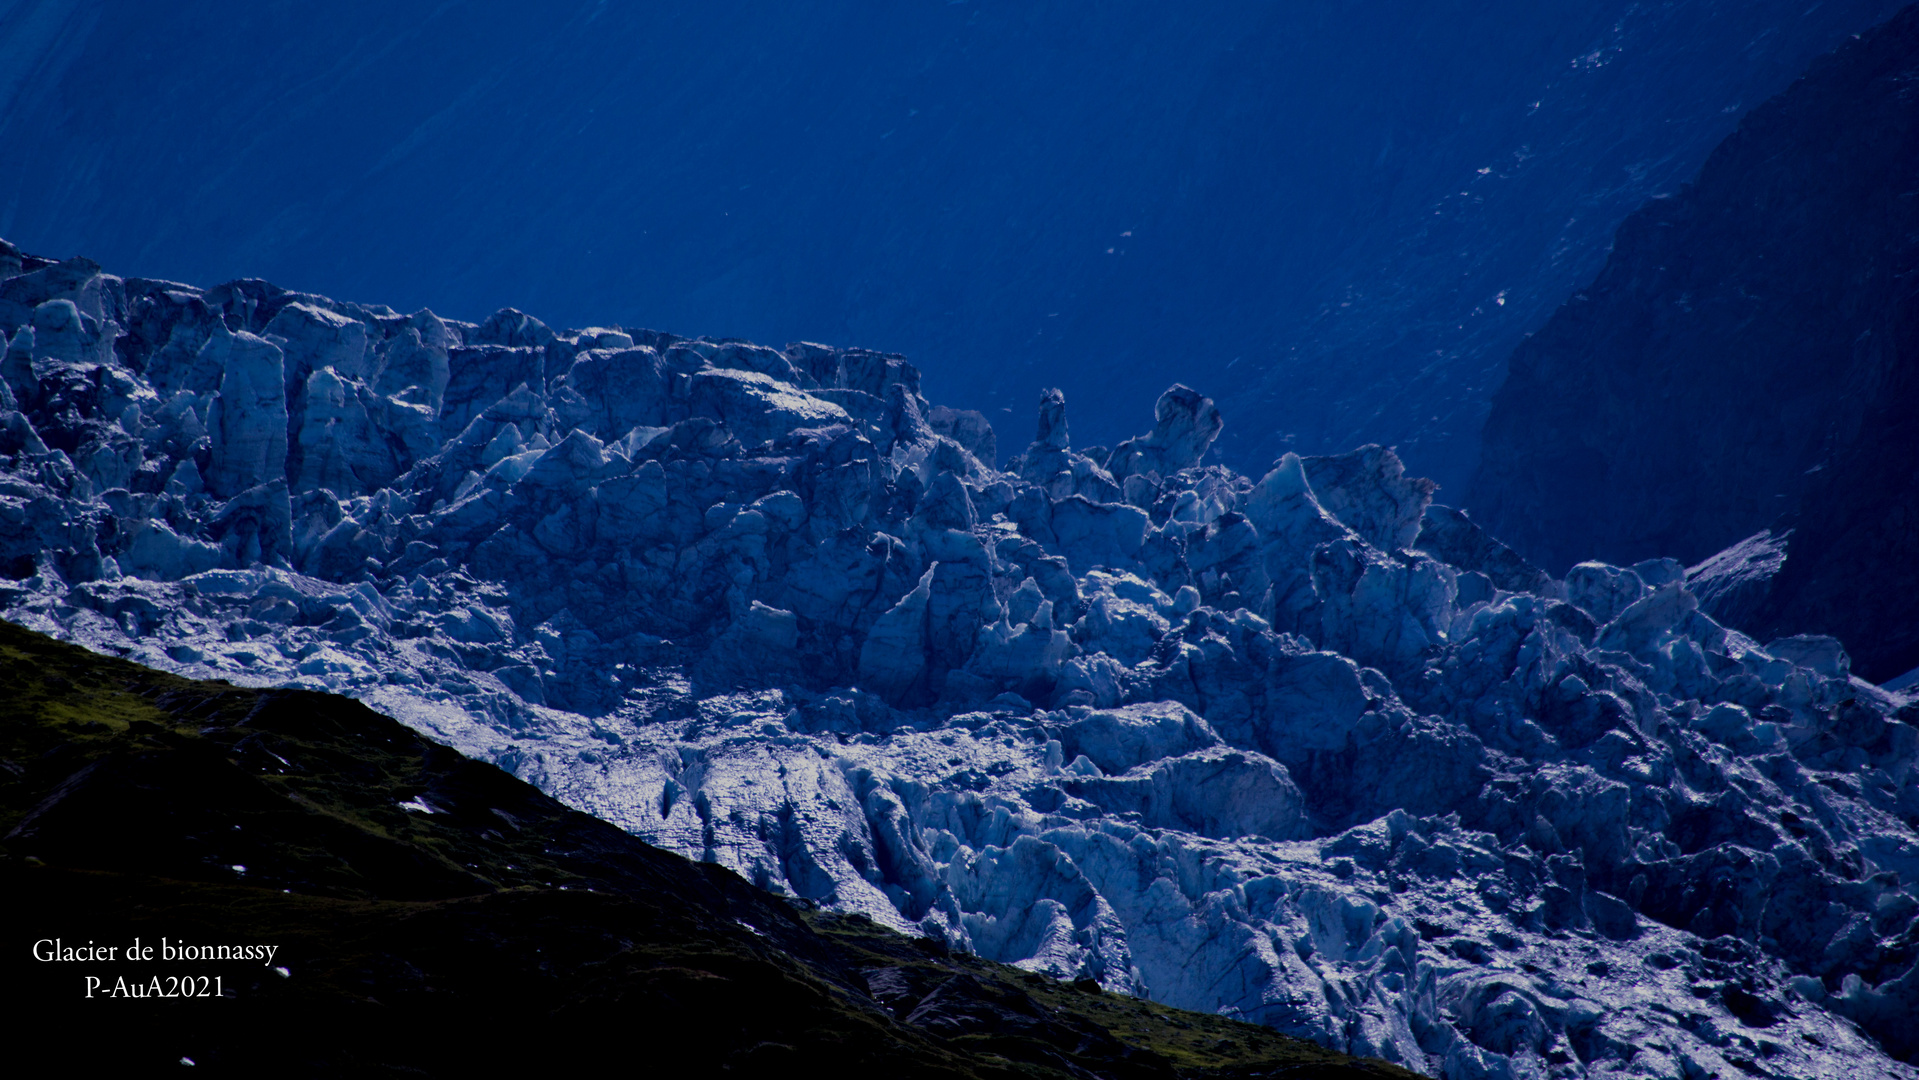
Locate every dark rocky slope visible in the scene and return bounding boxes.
[1469,4,1919,683]
[2,620,1416,1078]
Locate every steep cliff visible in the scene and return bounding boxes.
[1470,4,1919,682]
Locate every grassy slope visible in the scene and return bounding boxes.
[0,620,1424,1078]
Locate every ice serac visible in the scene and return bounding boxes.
[1,239,1916,1080]
[1300,444,1436,553]
[1106,383,1222,483]
[205,326,288,498]
[1469,4,1919,682]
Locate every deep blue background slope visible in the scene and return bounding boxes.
[1470,4,1919,681]
[0,0,1904,489]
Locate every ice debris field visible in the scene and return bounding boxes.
[1,241,1916,1079]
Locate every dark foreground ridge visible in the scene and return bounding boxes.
[2,620,1416,1078]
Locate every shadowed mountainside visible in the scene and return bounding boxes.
[0,0,1908,492]
[1469,3,1919,683]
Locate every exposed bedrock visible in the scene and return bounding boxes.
[1468,6,1919,683]
[1,243,1916,1079]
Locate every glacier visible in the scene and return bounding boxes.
[1,239,1916,1079]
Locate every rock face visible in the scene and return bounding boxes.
[1,243,1917,1079]
[1469,6,1919,683]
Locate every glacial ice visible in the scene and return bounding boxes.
[1,240,1916,1078]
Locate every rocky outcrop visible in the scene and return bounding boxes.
[1,242,1916,1079]
[1470,5,1919,682]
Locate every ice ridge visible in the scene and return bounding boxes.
[1,241,1916,1078]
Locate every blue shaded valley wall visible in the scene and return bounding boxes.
[1470,5,1919,683]
[0,0,1905,493]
